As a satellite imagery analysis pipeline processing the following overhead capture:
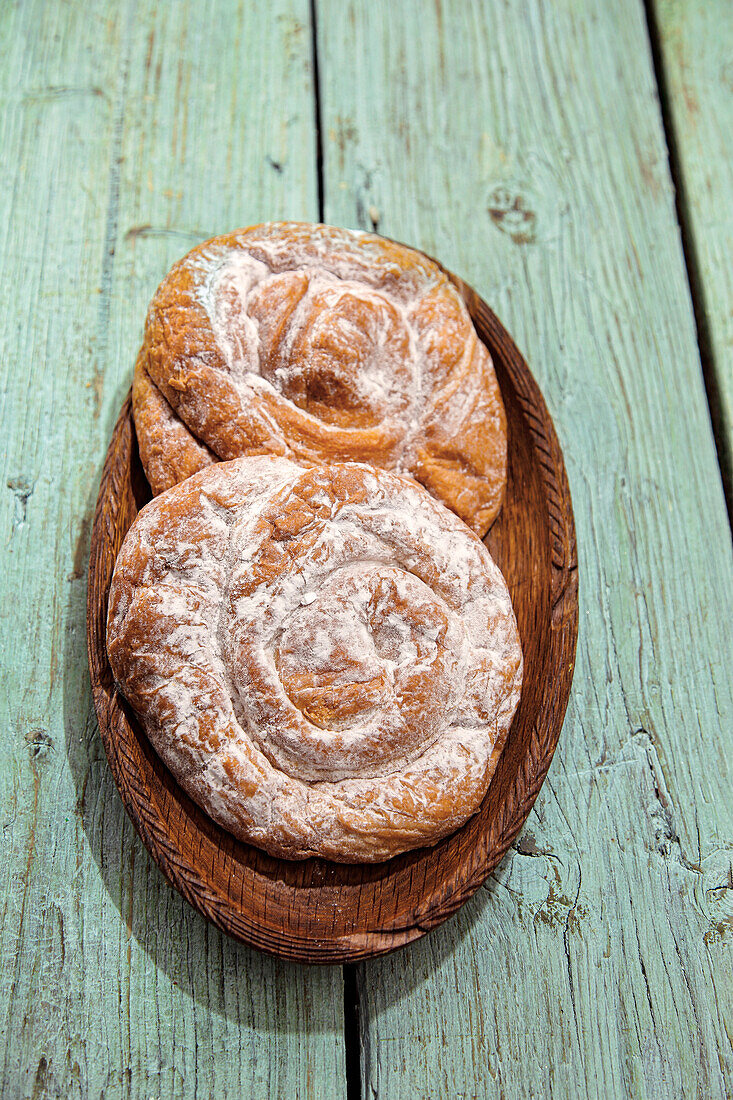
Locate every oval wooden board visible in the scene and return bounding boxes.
[86,267,578,964]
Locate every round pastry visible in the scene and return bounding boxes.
[106,456,523,862]
[133,221,507,535]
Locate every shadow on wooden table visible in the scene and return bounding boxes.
[61,464,477,1011]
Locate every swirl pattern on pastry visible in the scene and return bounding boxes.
[106,457,523,862]
[134,222,507,535]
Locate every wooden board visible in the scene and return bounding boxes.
[316,0,733,1095]
[86,273,578,963]
[2,0,732,1094]
[0,2,347,1097]
[652,0,733,507]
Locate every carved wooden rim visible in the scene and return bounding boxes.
[86,261,578,963]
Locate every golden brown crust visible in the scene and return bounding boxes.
[106,457,523,862]
[133,222,507,535]
[132,352,216,494]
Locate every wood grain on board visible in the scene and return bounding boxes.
[1,0,732,1096]
[316,0,733,1096]
[0,2,346,1098]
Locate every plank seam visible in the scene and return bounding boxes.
[309,0,324,221]
[642,0,732,529]
[343,964,362,1100]
[93,0,137,403]
[309,6,353,1092]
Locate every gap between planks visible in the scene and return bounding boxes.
[309,0,325,222]
[310,4,359,1095]
[343,965,362,1100]
[642,0,732,528]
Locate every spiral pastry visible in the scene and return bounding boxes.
[134,222,507,536]
[107,457,522,862]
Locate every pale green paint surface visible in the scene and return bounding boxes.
[654,0,733,496]
[1,0,732,1098]
[318,0,732,1097]
[0,2,344,1098]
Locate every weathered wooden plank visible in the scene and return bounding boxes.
[317,0,733,1096]
[0,2,345,1098]
[652,0,733,507]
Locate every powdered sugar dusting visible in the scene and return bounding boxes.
[140,222,508,536]
[107,457,522,862]
[194,228,453,463]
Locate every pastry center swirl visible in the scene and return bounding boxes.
[276,563,456,769]
[271,285,413,427]
[225,468,471,783]
[207,255,415,428]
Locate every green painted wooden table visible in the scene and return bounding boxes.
[1,1,731,1096]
